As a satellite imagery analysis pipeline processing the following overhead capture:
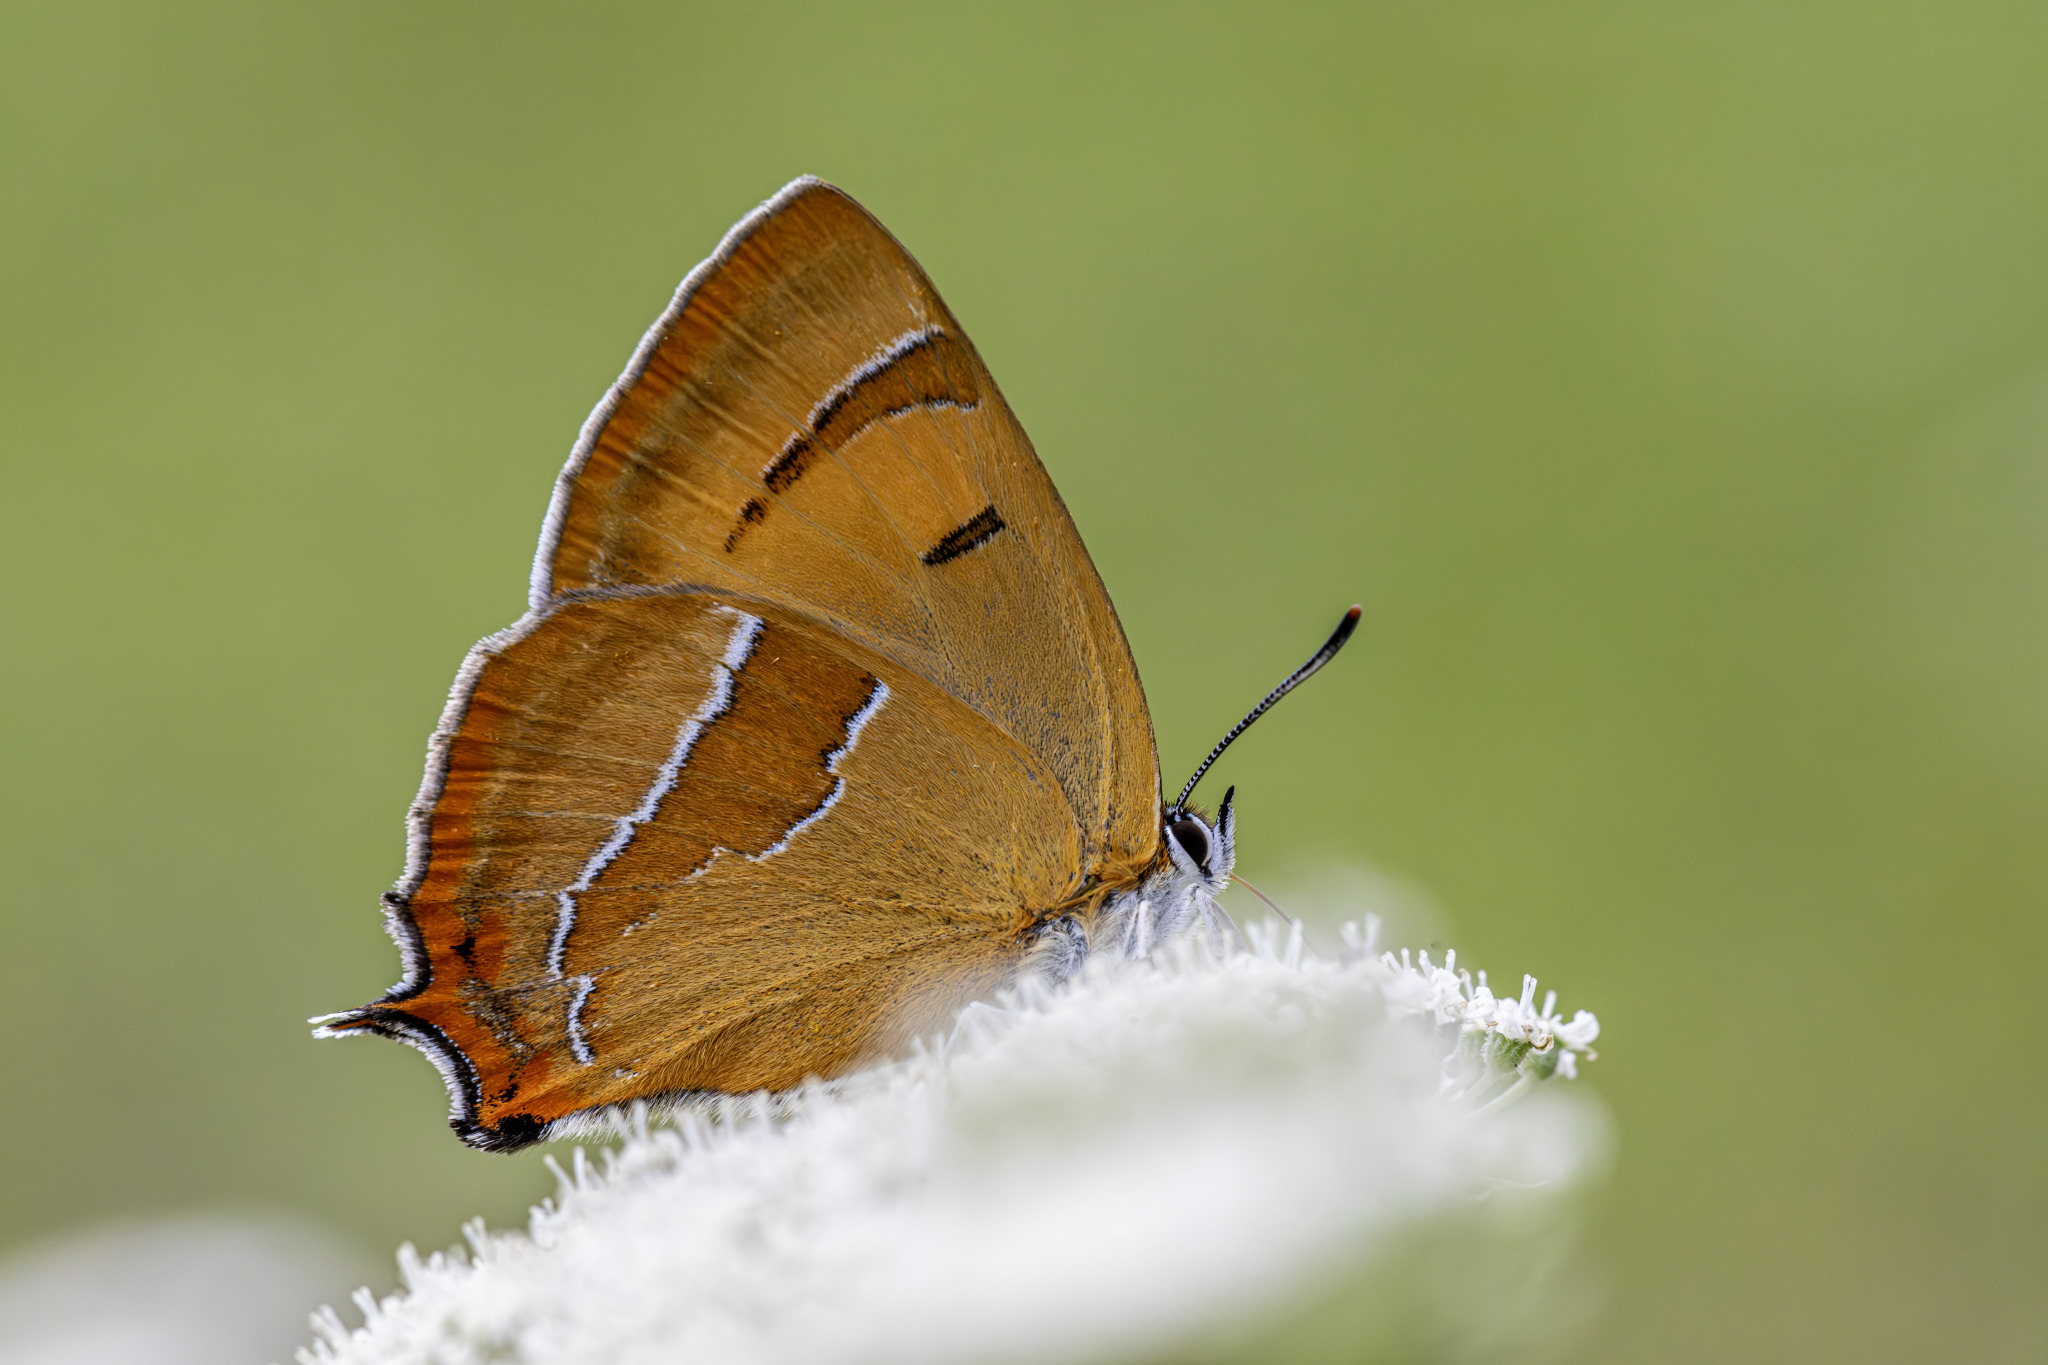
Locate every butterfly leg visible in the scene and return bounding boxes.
[1132,898,1156,958]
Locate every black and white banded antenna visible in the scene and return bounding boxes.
[1171,604,1362,815]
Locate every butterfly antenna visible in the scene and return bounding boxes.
[1174,604,1362,812]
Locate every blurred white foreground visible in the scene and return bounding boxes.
[304,921,1607,1365]
[0,1213,367,1365]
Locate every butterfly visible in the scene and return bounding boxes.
[316,177,1358,1151]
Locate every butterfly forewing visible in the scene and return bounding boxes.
[538,180,1158,864]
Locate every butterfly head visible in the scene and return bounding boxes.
[1157,605,1361,900]
[1162,785,1235,893]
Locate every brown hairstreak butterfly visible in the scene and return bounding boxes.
[316,177,1359,1151]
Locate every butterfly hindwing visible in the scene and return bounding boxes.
[331,590,1084,1145]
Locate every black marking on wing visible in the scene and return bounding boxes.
[733,327,982,549]
[724,497,767,552]
[922,504,1007,566]
[762,439,819,495]
[462,1110,545,1153]
[327,1006,547,1151]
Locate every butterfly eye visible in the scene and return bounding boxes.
[1169,817,1210,869]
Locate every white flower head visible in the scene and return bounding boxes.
[304,919,1607,1365]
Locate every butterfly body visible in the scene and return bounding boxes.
[318,178,1265,1151]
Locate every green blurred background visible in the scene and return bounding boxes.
[5,2,2045,1360]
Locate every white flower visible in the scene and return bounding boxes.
[302,920,1607,1365]
[1348,920,1602,1089]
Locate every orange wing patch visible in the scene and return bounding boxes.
[558,617,890,1034]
